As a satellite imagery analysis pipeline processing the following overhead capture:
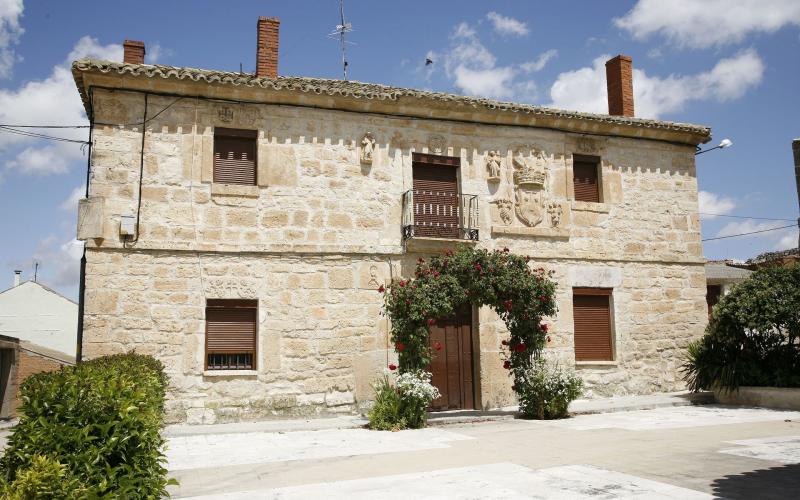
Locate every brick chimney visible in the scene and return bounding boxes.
[256,17,280,79]
[605,55,634,117]
[123,40,146,64]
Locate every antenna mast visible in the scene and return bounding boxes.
[329,0,352,80]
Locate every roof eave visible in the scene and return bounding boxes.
[73,60,712,147]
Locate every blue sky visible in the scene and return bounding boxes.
[0,0,798,299]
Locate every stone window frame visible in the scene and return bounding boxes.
[202,127,270,197]
[204,299,259,376]
[571,154,603,204]
[572,287,618,366]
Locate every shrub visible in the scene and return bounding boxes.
[0,455,87,499]
[0,352,175,497]
[683,264,800,392]
[517,359,583,419]
[368,369,440,430]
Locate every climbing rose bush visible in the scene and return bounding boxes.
[379,247,571,420]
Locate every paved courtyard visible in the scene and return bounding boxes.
[167,405,800,499]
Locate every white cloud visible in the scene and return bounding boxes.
[0,0,24,79]
[774,228,799,250]
[698,191,736,218]
[615,0,800,49]
[7,145,70,174]
[29,236,83,291]
[439,21,538,101]
[521,49,557,73]
[60,184,86,211]
[716,220,786,238]
[548,49,764,118]
[0,36,123,178]
[486,12,528,36]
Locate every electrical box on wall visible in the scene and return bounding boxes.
[119,215,136,237]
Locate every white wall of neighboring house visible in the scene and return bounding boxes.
[0,280,78,358]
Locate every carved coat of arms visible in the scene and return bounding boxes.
[512,149,548,227]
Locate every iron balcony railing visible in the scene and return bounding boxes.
[402,189,479,241]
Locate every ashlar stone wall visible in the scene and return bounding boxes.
[82,87,707,423]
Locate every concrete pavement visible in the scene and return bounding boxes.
[167,405,800,498]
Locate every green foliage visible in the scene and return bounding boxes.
[517,359,583,419]
[0,353,176,497]
[367,371,440,430]
[380,247,561,409]
[683,264,800,392]
[0,455,87,499]
[367,375,406,431]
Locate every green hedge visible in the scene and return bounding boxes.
[0,353,175,497]
[684,264,800,392]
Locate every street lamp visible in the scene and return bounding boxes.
[696,138,733,155]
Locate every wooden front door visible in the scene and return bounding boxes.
[428,306,474,411]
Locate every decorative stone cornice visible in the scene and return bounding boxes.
[72,59,712,146]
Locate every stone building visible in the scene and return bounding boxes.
[73,18,711,424]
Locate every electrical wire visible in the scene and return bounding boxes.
[700,212,796,222]
[0,126,89,145]
[0,124,89,128]
[702,224,797,241]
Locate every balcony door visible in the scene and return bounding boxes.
[412,153,460,239]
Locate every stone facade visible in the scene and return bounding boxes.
[75,61,710,424]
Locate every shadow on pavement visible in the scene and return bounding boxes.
[710,463,800,499]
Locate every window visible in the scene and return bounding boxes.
[205,299,257,370]
[706,285,722,319]
[213,128,257,185]
[411,153,460,239]
[573,155,601,203]
[572,288,613,361]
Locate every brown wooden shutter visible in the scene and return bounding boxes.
[572,289,613,361]
[412,154,460,238]
[573,156,600,203]
[205,300,257,370]
[214,129,257,185]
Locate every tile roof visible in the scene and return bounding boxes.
[72,59,711,142]
[705,262,753,280]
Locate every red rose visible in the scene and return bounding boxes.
[388,363,397,371]
[418,257,425,264]
[395,342,406,352]
[501,340,508,346]
[427,318,436,326]
[503,360,511,370]
[541,323,549,332]
[474,263,482,271]
[433,271,440,278]
[503,247,510,253]
[434,341,443,351]
[504,299,513,312]
[445,249,454,257]
[405,299,411,305]
[399,280,406,288]
[515,343,526,352]
[378,285,385,293]
[539,295,547,302]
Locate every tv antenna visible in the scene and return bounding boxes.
[328,0,353,80]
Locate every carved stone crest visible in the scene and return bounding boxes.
[486,151,502,182]
[491,198,514,226]
[428,135,445,155]
[512,148,549,227]
[577,136,600,154]
[217,106,234,123]
[360,133,376,164]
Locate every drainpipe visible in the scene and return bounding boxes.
[793,138,799,250]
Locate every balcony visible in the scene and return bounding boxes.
[402,189,479,246]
